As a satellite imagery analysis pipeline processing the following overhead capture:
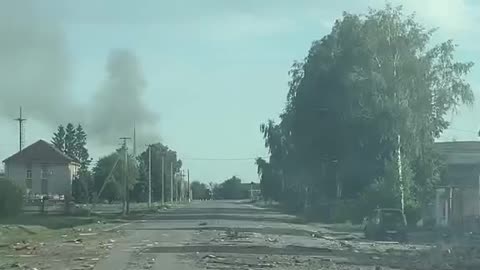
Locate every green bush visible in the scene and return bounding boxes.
[0,179,24,218]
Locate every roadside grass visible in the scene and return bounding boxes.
[0,213,128,270]
[0,214,96,229]
[0,201,186,245]
[0,214,109,246]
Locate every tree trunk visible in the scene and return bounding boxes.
[397,134,405,216]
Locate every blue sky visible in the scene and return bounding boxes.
[1,0,480,183]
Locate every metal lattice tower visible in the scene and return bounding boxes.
[14,107,26,152]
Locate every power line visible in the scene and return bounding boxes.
[446,128,478,135]
[182,156,269,161]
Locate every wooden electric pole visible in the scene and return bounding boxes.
[148,145,152,208]
[120,137,131,215]
[170,161,174,203]
[161,155,165,205]
[187,169,190,202]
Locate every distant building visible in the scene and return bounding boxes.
[2,140,80,196]
[433,141,480,231]
[241,182,261,200]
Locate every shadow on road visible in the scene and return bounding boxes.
[144,244,332,255]
[165,207,276,215]
[0,214,96,229]
[124,226,314,236]
[116,203,305,223]
[134,213,302,223]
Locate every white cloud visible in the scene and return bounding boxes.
[385,0,478,34]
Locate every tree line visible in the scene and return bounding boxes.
[190,176,253,200]
[51,125,184,204]
[256,5,474,223]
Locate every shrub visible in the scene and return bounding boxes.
[0,179,24,218]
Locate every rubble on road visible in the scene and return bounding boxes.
[0,221,123,270]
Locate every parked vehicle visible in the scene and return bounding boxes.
[364,208,407,242]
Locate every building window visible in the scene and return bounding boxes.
[40,165,49,194]
[25,169,32,189]
[25,179,32,189]
[41,167,49,179]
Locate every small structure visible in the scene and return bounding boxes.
[241,182,261,200]
[434,141,480,231]
[2,139,80,197]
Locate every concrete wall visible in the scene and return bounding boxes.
[462,188,479,217]
[4,162,74,195]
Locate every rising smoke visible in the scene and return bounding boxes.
[0,1,159,148]
[89,49,160,146]
[0,0,78,123]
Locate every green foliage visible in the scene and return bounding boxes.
[51,123,92,201]
[257,5,474,221]
[256,157,281,201]
[72,170,93,203]
[191,181,209,200]
[74,124,92,168]
[93,151,137,203]
[136,143,182,202]
[64,123,76,158]
[0,179,24,218]
[51,125,65,152]
[214,176,248,200]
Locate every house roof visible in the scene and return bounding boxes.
[434,141,480,165]
[2,139,80,165]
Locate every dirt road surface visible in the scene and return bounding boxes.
[3,201,477,269]
[91,200,450,270]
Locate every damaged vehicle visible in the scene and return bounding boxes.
[364,208,407,242]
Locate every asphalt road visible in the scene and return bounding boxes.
[92,200,437,270]
[94,200,302,270]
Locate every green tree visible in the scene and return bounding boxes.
[136,143,182,202]
[64,123,76,158]
[255,158,278,202]
[191,181,209,200]
[215,176,245,200]
[74,124,91,167]
[51,125,66,151]
[93,151,137,203]
[0,179,24,218]
[258,4,474,221]
[72,124,93,202]
[52,123,93,202]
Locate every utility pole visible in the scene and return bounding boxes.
[187,169,191,202]
[148,145,152,208]
[133,122,137,157]
[120,137,131,215]
[180,170,186,201]
[14,107,26,152]
[170,162,174,203]
[161,155,165,205]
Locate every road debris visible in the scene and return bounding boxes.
[13,242,32,251]
[266,237,278,243]
[226,228,239,239]
[64,238,83,244]
[202,254,217,259]
[79,233,97,236]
